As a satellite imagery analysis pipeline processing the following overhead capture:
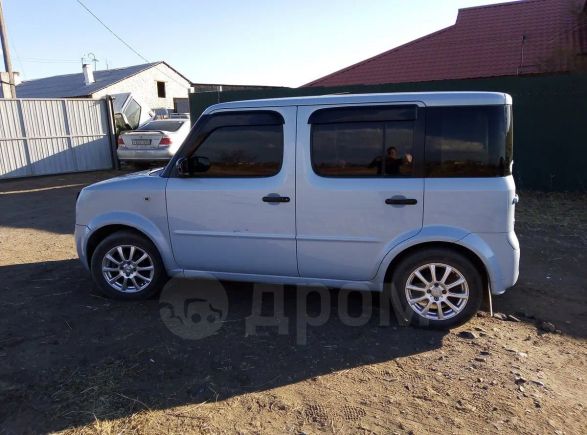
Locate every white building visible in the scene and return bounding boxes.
[14,61,192,110]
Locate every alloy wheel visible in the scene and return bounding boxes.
[101,245,155,293]
[404,262,469,321]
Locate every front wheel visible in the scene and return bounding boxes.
[390,248,483,328]
[90,231,168,300]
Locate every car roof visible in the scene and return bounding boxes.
[204,91,511,114]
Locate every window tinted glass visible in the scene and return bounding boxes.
[193,125,283,177]
[312,123,383,176]
[311,121,415,177]
[425,106,512,177]
[384,122,415,176]
[138,121,185,132]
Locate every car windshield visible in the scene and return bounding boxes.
[136,121,185,132]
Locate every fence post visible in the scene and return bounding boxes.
[104,95,119,170]
[15,98,33,176]
[62,99,79,172]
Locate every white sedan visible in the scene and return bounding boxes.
[117,119,190,163]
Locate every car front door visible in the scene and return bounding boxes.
[166,107,298,277]
[295,103,425,282]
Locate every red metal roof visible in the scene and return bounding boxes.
[304,0,587,87]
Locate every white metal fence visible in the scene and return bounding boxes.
[0,98,114,179]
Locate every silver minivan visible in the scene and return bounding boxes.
[75,92,519,328]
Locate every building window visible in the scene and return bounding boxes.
[157,81,166,98]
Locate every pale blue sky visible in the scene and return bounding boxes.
[3,0,509,87]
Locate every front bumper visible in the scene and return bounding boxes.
[117,147,174,161]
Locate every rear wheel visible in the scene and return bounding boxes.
[390,248,483,328]
[90,231,168,300]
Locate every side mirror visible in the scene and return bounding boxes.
[175,157,190,177]
[175,156,210,177]
[192,156,210,173]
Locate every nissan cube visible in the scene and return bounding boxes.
[75,92,519,328]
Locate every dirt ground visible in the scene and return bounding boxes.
[0,170,585,435]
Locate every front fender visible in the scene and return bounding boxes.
[85,211,180,274]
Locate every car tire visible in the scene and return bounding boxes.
[389,248,483,329]
[90,231,168,300]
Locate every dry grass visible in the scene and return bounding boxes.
[516,191,587,239]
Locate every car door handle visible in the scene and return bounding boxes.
[262,195,290,203]
[385,197,418,205]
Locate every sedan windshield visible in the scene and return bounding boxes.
[137,121,185,132]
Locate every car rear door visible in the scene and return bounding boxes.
[295,103,425,281]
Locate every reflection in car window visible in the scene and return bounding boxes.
[383,122,415,176]
[193,125,283,177]
[426,106,512,177]
[312,121,415,177]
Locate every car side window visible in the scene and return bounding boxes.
[312,123,383,176]
[311,120,416,177]
[192,124,283,177]
[425,106,512,177]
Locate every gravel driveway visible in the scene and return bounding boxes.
[0,171,585,434]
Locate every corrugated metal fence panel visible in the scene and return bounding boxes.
[66,99,112,172]
[21,99,67,137]
[0,98,113,179]
[0,99,29,177]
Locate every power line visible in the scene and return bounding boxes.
[74,0,190,90]
[9,40,26,79]
[75,0,148,63]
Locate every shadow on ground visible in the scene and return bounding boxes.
[0,170,131,235]
[0,260,446,433]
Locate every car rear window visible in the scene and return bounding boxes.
[425,106,512,177]
[137,121,185,132]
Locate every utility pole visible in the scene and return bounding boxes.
[0,0,16,98]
